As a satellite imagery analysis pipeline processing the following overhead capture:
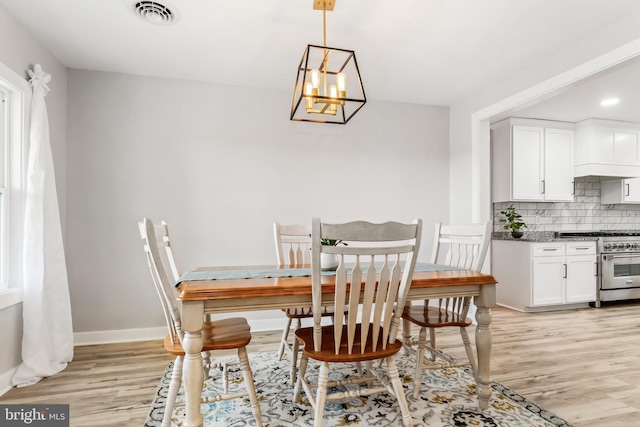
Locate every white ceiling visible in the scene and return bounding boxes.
[496,56,640,124]
[2,0,640,117]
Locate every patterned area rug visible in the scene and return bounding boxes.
[144,351,573,427]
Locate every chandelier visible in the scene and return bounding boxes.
[290,0,366,124]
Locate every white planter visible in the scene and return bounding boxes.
[320,253,339,270]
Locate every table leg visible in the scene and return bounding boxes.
[474,284,496,410]
[181,301,205,427]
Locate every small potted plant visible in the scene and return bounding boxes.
[313,237,348,270]
[500,204,527,238]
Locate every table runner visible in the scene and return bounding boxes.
[177,262,460,284]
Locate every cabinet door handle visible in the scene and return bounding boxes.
[563,263,567,278]
[542,248,558,251]
[594,262,598,277]
[626,183,630,197]
[541,180,545,194]
[572,181,576,195]
[574,247,590,250]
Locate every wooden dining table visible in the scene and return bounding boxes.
[175,264,497,427]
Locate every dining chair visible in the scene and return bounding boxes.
[401,221,491,398]
[273,222,343,386]
[293,217,422,427]
[150,219,239,392]
[139,218,263,427]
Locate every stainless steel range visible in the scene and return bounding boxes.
[557,231,640,307]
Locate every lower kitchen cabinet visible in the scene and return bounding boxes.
[492,240,597,311]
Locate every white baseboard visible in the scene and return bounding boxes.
[72,317,287,346]
[73,326,168,346]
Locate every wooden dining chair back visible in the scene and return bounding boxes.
[274,223,312,267]
[293,218,422,427]
[402,221,491,398]
[273,222,340,385]
[139,218,262,427]
[154,220,181,281]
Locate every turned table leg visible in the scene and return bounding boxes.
[474,284,495,410]
[181,301,205,427]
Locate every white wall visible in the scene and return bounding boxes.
[66,69,450,339]
[0,4,67,394]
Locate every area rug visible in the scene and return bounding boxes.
[144,351,573,427]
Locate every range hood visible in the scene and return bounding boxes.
[573,118,640,180]
[574,164,640,179]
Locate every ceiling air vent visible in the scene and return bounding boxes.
[133,1,176,25]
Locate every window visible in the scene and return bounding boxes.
[0,60,29,309]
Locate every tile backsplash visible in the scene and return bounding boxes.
[493,177,640,232]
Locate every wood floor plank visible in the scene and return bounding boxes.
[1,304,639,426]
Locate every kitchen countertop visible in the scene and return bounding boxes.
[492,231,599,242]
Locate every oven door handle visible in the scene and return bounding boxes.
[602,254,640,260]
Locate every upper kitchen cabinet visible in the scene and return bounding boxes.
[600,177,640,204]
[492,118,574,202]
[574,119,640,178]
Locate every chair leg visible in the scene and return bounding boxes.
[365,361,375,387]
[428,327,437,361]
[237,347,263,427]
[221,361,229,394]
[402,317,413,355]
[387,356,414,427]
[293,353,309,403]
[413,327,427,398]
[277,317,293,360]
[313,362,330,427]
[460,326,478,378]
[290,334,300,386]
[163,356,183,427]
[202,351,211,378]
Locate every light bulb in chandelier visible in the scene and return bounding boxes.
[310,69,320,90]
[336,72,346,98]
[329,84,338,112]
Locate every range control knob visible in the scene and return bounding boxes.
[604,242,612,249]
[626,243,632,249]
[633,243,639,249]
[610,243,618,249]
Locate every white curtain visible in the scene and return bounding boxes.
[12,64,73,387]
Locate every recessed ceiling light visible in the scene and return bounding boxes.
[600,98,619,107]
[132,1,178,25]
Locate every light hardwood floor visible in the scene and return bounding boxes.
[1,303,639,426]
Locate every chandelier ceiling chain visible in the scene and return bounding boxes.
[290,0,366,125]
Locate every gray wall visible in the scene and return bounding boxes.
[0,4,67,390]
[65,69,450,334]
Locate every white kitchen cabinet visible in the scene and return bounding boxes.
[531,250,565,306]
[574,118,640,178]
[565,247,598,304]
[600,177,640,204]
[492,240,597,311]
[492,118,574,202]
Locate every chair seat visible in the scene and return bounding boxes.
[164,317,251,356]
[402,304,472,328]
[295,324,402,363]
[282,306,343,318]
